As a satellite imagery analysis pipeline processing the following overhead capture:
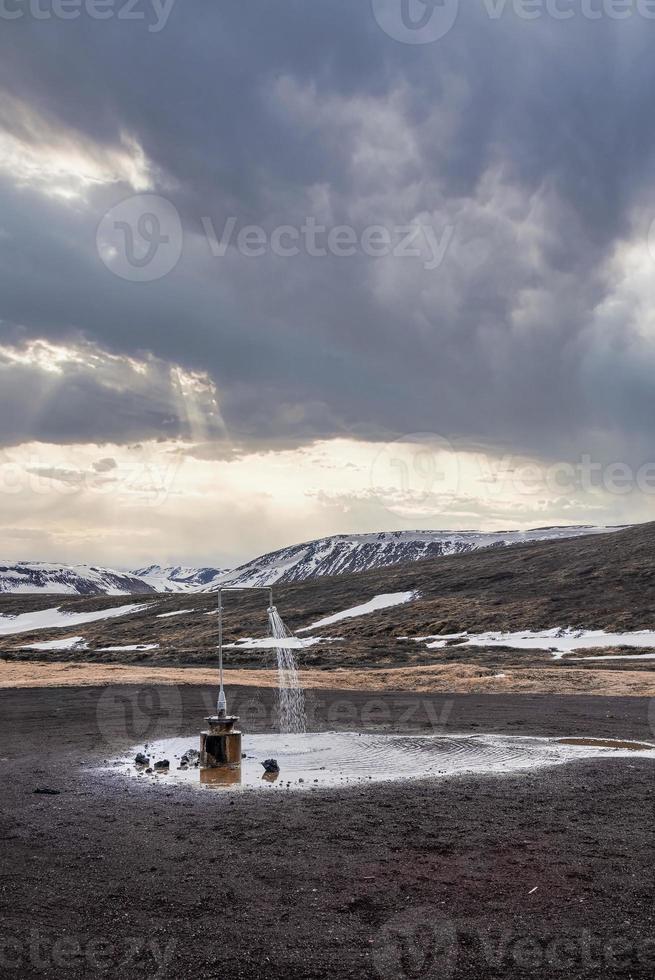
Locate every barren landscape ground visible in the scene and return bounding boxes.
[2,684,655,979]
[2,526,655,978]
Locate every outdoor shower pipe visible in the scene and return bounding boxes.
[216,586,274,716]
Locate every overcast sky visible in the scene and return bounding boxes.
[1,1,655,568]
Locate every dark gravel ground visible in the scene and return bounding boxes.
[1,685,654,979]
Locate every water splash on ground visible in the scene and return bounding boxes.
[111,733,655,792]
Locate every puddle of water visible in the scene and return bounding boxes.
[556,737,655,751]
[108,732,655,792]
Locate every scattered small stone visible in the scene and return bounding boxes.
[154,760,170,771]
[181,749,200,765]
[261,758,280,773]
[145,768,153,774]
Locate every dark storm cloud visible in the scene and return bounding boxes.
[0,3,655,462]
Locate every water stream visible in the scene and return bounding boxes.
[267,604,307,734]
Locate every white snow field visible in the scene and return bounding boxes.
[224,636,325,650]
[420,628,655,656]
[298,592,417,632]
[22,636,88,651]
[97,644,159,652]
[156,608,195,618]
[0,602,149,636]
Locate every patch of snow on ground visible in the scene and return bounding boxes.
[297,592,417,632]
[22,636,88,651]
[97,644,159,652]
[156,608,195,618]
[224,636,333,650]
[422,628,655,655]
[0,603,149,636]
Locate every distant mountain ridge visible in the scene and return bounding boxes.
[0,525,623,595]
[211,526,622,588]
[0,561,155,596]
[132,565,230,593]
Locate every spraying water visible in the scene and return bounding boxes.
[267,605,307,734]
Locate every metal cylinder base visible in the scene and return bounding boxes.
[200,715,242,768]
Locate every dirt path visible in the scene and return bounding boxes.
[3,658,655,696]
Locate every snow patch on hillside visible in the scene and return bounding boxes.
[421,627,655,655]
[298,592,417,632]
[224,636,325,650]
[98,643,159,652]
[22,636,88,651]
[0,603,149,636]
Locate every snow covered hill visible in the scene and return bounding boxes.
[132,565,228,593]
[0,562,156,596]
[214,526,621,588]
[0,525,623,595]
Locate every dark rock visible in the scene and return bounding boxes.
[134,753,150,766]
[181,749,199,765]
[261,758,280,773]
[154,760,169,771]
[33,787,61,795]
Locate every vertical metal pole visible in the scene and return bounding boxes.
[217,588,226,716]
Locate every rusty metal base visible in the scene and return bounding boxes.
[200,715,242,768]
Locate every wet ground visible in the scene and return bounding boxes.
[118,731,655,791]
[2,684,655,978]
